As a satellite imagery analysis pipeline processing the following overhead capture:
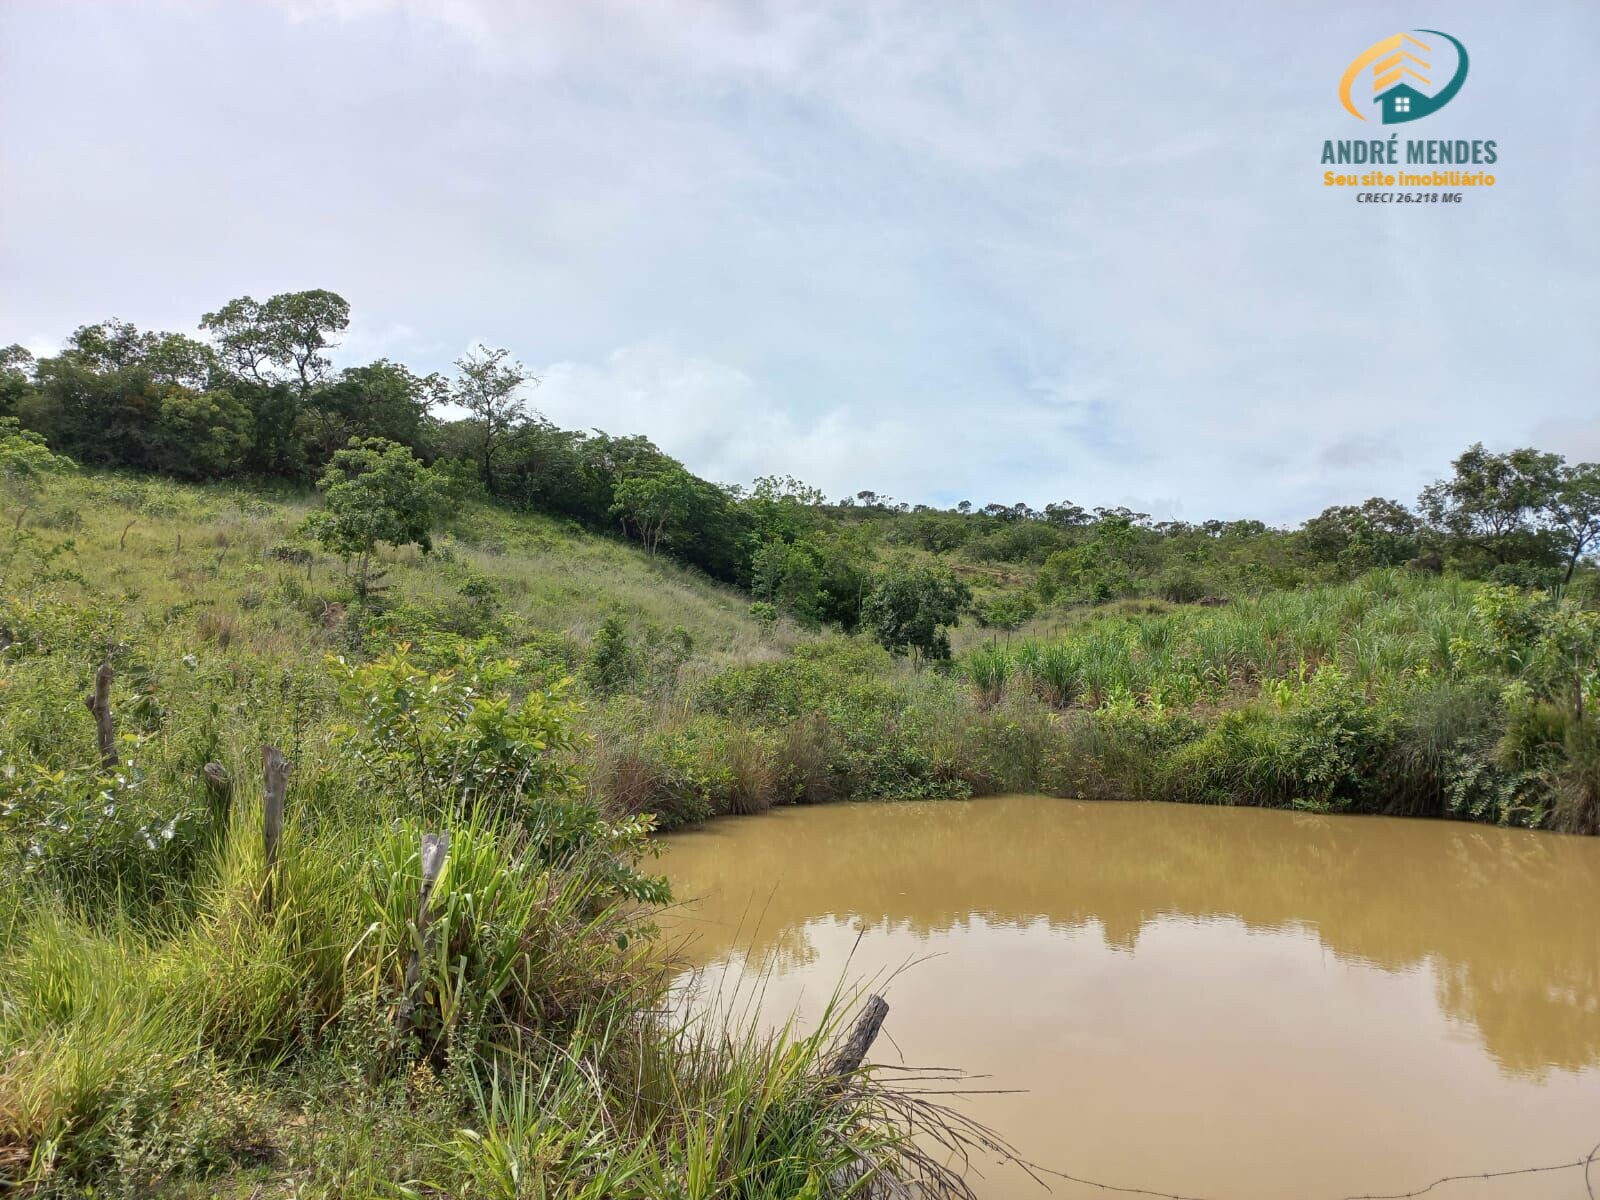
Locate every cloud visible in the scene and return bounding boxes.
[2,1,1596,525]
[1318,434,1403,471]
[1532,416,1600,464]
[529,342,936,500]
[529,341,1147,510]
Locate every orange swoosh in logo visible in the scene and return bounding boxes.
[1338,32,1432,120]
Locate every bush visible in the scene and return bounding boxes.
[0,757,211,908]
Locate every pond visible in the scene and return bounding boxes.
[656,796,1600,1200]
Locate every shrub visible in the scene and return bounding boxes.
[583,614,636,695]
[0,756,209,910]
[333,642,581,823]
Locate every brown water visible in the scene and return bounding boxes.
[656,796,1600,1200]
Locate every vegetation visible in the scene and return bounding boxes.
[2,290,1599,1193]
[12,291,1598,619]
[307,438,441,598]
[0,474,996,1196]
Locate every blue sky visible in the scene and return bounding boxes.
[2,1,1596,523]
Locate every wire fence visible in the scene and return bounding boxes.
[1007,1140,1600,1200]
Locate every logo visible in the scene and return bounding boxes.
[1338,30,1468,124]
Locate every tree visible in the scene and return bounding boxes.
[152,389,252,479]
[862,564,971,667]
[1419,443,1562,567]
[1037,541,1128,604]
[0,417,74,508]
[1042,501,1089,528]
[974,590,1037,640]
[198,292,351,478]
[200,290,350,392]
[307,359,443,461]
[24,322,220,470]
[1,345,35,417]
[742,474,826,545]
[494,418,611,522]
[53,320,216,388]
[1548,463,1600,584]
[452,345,532,496]
[307,438,441,598]
[750,538,824,624]
[610,463,696,557]
[1302,497,1419,576]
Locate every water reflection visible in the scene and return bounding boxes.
[658,797,1600,1200]
[660,797,1600,1078]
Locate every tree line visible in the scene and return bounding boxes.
[4,288,1597,650]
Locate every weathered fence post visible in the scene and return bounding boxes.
[397,832,450,1033]
[828,994,890,1080]
[261,746,291,912]
[825,995,917,1200]
[203,761,232,826]
[83,662,117,769]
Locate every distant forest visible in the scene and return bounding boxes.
[5,289,1598,625]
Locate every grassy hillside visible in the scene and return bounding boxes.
[0,474,972,1197]
[1,470,1597,1195]
[5,472,781,661]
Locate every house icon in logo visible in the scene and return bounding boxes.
[1377,79,1428,123]
[1340,30,1469,125]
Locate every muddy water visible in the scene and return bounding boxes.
[656,797,1600,1200]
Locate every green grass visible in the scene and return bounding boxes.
[2,471,1596,1194]
[0,473,980,1196]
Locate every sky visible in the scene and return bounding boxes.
[2,1,1597,524]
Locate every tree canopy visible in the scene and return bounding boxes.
[307,437,441,597]
[4,291,1598,624]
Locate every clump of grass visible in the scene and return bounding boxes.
[961,642,1011,704]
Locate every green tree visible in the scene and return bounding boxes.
[307,437,441,598]
[0,345,36,417]
[1301,497,1420,576]
[452,345,531,496]
[1420,443,1562,569]
[1548,462,1600,585]
[0,417,74,507]
[750,538,824,624]
[862,564,971,667]
[200,290,350,393]
[1036,521,1138,603]
[740,474,827,545]
[151,389,253,479]
[974,590,1037,639]
[200,291,352,478]
[307,359,443,462]
[610,463,696,557]
[494,417,609,520]
[24,322,219,470]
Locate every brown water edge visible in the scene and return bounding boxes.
[654,796,1600,1200]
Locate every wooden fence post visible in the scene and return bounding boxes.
[828,994,890,1079]
[261,746,291,912]
[397,832,450,1033]
[83,662,117,769]
[203,761,232,826]
[825,995,918,1199]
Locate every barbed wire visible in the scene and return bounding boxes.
[1338,1139,1600,1200]
[1008,1139,1600,1200]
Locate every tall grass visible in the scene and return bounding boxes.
[2,470,1596,1192]
[1,473,998,1194]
